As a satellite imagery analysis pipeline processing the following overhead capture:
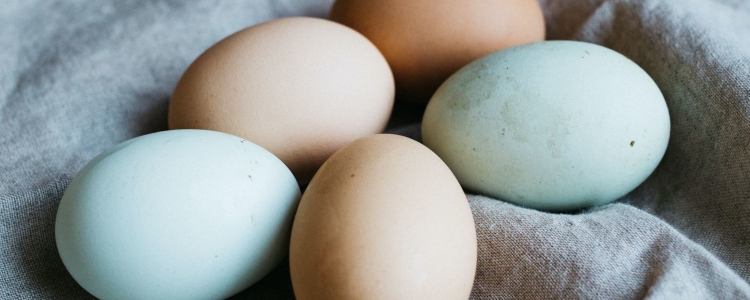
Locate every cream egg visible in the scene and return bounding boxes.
[168,17,395,184]
[290,134,477,299]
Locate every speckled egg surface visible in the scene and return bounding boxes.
[422,41,671,211]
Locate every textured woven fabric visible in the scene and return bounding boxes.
[1,0,749,299]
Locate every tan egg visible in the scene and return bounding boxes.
[290,134,477,300]
[330,0,545,103]
[168,17,395,184]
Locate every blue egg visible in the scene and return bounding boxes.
[422,41,670,211]
[55,129,300,299]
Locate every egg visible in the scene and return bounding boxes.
[168,17,395,184]
[422,41,671,211]
[289,134,477,299]
[330,0,545,103]
[55,130,301,300]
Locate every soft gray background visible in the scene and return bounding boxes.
[1,0,749,299]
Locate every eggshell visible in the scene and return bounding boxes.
[168,17,395,184]
[289,134,477,299]
[422,41,671,211]
[55,130,301,300]
[330,0,545,103]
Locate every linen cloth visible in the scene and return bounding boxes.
[1,0,749,299]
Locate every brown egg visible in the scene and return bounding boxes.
[330,0,545,103]
[168,17,395,184]
[290,134,477,299]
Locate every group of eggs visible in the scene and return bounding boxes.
[54,0,671,299]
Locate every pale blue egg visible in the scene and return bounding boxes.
[55,129,301,299]
[422,41,670,211]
